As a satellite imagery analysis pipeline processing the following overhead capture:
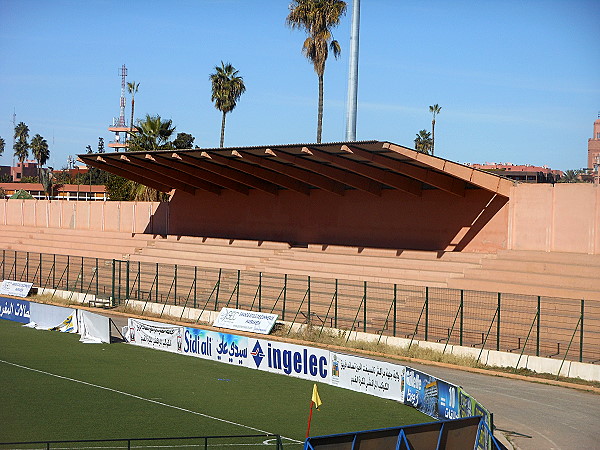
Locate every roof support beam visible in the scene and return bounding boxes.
[343,144,466,197]
[126,154,222,195]
[84,156,174,193]
[159,153,250,195]
[267,148,383,196]
[177,153,278,195]
[102,155,197,195]
[236,150,346,196]
[226,151,311,195]
[302,146,422,197]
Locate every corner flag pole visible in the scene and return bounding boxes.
[306,384,322,438]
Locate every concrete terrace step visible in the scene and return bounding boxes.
[0,242,132,261]
[0,224,158,242]
[478,258,600,279]
[496,250,600,266]
[446,277,600,301]
[460,267,597,290]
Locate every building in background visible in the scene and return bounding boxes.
[466,163,562,183]
[0,183,107,201]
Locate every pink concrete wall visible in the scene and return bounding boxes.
[509,184,600,254]
[167,188,509,252]
[0,200,167,234]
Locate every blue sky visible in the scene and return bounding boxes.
[0,0,598,171]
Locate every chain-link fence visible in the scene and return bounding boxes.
[2,249,598,364]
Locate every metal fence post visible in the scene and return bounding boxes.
[174,264,177,306]
[258,272,262,312]
[393,284,397,337]
[363,281,367,333]
[282,274,287,321]
[580,299,584,363]
[126,260,130,301]
[214,268,221,311]
[66,255,70,290]
[497,293,501,351]
[26,251,29,282]
[425,287,429,341]
[155,263,159,303]
[236,270,240,309]
[460,290,464,347]
[536,296,541,357]
[334,279,338,329]
[111,259,116,303]
[95,258,99,297]
[307,276,311,319]
[194,266,198,309]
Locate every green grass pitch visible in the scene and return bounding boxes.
[0,319,429,445]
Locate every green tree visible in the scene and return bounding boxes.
[98,137,105,153]
[173,132,195,149]
[557,169,584,183]
[210,62,246,148]
[128,114,176,151]
[13,122,30,163]
[0,136,5,156]
[30,134,50,168]
[286,0,347,143]
[414,130,433,154]
[429,104,442,156]
[127,81,140,133]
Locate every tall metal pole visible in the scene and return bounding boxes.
[345,0,360,141]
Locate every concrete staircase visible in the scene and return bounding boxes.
[447,250,600,301]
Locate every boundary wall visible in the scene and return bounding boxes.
[0,183,598,254]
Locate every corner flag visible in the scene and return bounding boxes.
[312,383,322,410]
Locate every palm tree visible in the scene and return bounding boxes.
[429,104,442,156]
[128,114,176,152]
[287,0,347,143]
[210,62,246,148]
[0,136,5,156]
[414,130,433,154]
[13,122,30,164]
[127,81,140,133]
[558,169,583,183]
[31,134,50,167]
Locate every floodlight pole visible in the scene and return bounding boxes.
[345,0,360,141]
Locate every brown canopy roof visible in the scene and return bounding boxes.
[78,140,513,198]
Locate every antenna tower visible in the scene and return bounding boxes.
[118,64,127,127]
[12,109,16,167]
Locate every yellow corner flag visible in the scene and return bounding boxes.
[312,383,322,410]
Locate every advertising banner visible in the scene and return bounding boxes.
[213,308,278,334]
[181,327,251,367]
[0,297,30,323]
[78,310,110,344]
[29,303,78,332]
[127,318,182,353]
[0,280,33,298]
[403,367,440,418]
[330,352,405,402]
[437,379,460,420]
[247,338,331,383]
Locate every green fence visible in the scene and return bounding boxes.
[2,249,598,365]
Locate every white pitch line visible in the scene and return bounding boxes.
[0,359,302,445]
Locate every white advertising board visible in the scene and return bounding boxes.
[0,280,33,298]
[213,307,278,334]
[127,318,182,353]
[330,352,406,403]
[247,338,331,383]
[180,326,251,367]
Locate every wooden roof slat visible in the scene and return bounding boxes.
[177,153,278,195]
[162,153,250,195]
[102,155,198,195]
[83,156,175,193]
[229,151,311,195]
[126,154,222,195]
[345,144,467,197]
[303,146,422,197]
[382,143,513,197]
[268,148,383,196]
[238,150,346,196]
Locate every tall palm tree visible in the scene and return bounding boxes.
[210,62,246,148]
[0,136,5,156]
[127,81,140,133]
[429,104,442,156]
[13,122,30,164]
[287,0,347,143]
[30,134,50,180]
[414,130,433,155]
